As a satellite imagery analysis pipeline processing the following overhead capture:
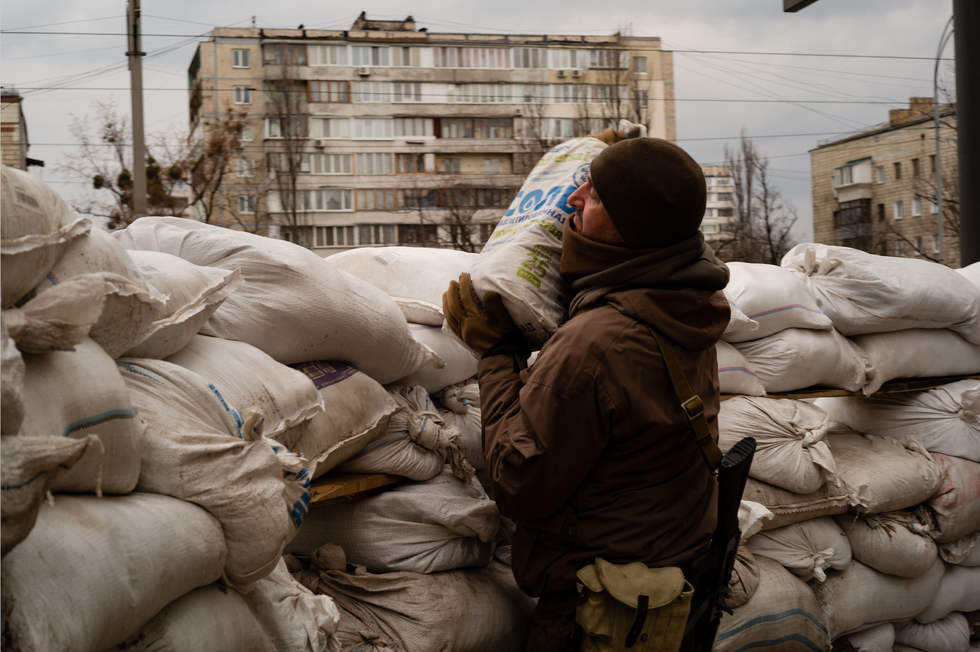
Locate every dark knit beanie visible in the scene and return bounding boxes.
[589,138,707,249]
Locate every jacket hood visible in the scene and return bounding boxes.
[602,287,730,352]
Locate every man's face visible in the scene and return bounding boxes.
[567,176,624,246]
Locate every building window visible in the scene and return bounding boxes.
[262,44,306,66]
[358,224,396,246]
[634,90,648,108]
[512,47,548,69]
[931,198,939,214]
[239,122,254,142]
[310,153,351,174]
[396,153,434,174]
[315,225,355,247]
[236,158,255,177]
[309,117,350,139]
[895,240,906,256]
[266,117,306,139]
[894,161,902,180]
[929,154,936,174]
[893,200,903,220]
[877,203,885,221]
[268,152,310,174]
[354,153,393,175]
[352,81,392,103]
[439,118,513,139]
[718,208,733,217]
[717,192,733,202]
[232,49,250,68]
[392,46,419,67]
[833,164,854,188]
[914,236,923,254]
[233,86,252,105]
[701,224,719,234]
[590,49,628,69]
[484,158,501,174]
[876,166,884,184]
[356,189,397,211]
[238,195,256,214]
[398,223,440,245]
[441,158,461,173]
[352,45,389,66]
[912,158,920,177]
[434,47,510,69]
[309,80,349,103]
[354,118,394,140]
[393,82,423,103]
[301,189,353,211]
[394,117,434,138]
[309,44,347,66]
[933,235,941,253]
[912,197,922,216]
[550,49,588,70]
[633,56,647,74]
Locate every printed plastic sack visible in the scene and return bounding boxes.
[850,329,980,395]
[781,243,980,344]
[1,165,90,308]
[465,137,607,349]
[326,246,478,325]
[716,341,766,397]
[722,262,833,343]
[114,217,441,383]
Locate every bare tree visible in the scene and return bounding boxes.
[59,100,187,228]
[713,134,797,264]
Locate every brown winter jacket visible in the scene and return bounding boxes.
[477,285,730,597]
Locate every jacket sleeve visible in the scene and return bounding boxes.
[477,350,613,523]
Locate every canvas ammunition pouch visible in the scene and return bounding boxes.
[576,559,693,652]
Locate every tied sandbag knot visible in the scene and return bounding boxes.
[405,408,474,483]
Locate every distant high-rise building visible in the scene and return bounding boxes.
[701,166,734,243]
[1,90,42,171]
[187,14,675,256]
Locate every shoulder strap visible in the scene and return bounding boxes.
[572,305,723,472]
[644,325,723,472]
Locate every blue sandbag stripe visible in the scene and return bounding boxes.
[62,408,137,437]
[726,633,825,652]
[718,609,828,641]
[748,304,825,319]
[719,366,761,377]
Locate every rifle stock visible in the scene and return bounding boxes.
[683,436,757,650]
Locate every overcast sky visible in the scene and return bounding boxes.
[0,0,957,241]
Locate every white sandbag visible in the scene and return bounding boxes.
[1,164,91,308]
[243,557,341,652]
[267,361,399,480]
[958,261,980,292]
[466,138,607,349]
[1,493,227,652]
[123,250,243,359]
[714,555,829,652]
[165,334,324,439]
[288,466,498,573]
[326,245,478,325]
[816,381,980,464]
[733,327,876,393]
[725,543,761,609]
[724,298,758,340]
[897,613,971,652]
[114,217,441,383]
[335,384,473,482]
[927,453,980,544]
[742,477,851,531]
[834,510,939,578]
[845,623,895,652]
[939,532,980,566]
[20,338,145,494]
[1,317,25,434]
[850,329,980,395]
[120,358,309,590]
[395,323,478,393]
[2,273,105,356]
[0,434,97,557]
[738,500,775,541]
[916,565,980,624]
[781,243,980,344]
[298,553,535,652]
[33,227,168,357]
[829,429,943,514]
[719,397,835,493]
[717,341,766,397]
[722,262,833,342]
[104,585,276,652]
[810,556,945,639]
[434,382,485,472]
[746,516,851,582]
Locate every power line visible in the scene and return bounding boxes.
[1,16,120,31]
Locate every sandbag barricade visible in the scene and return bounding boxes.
[395,323,479,394]
[716,340,767,397]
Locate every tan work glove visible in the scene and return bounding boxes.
[442,273,517,357]
[589,127,627,146]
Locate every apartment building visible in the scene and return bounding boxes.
[701,165,734,242]
[187,13,674,256]
[1,90,40,171]
[810,97,959,265]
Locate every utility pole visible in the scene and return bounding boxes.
[953,0,979,266]
[127,0,147,219]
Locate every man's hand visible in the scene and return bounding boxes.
[442,273,518,357]
[589,128,627,146]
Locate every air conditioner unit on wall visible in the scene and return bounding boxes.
[572,70,583,78]
[557,70,567,78]
[357,67,370,76]
[314,139,326,148]
[514,108,524,117]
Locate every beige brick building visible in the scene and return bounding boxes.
[1,90,30,170]
[810,97,959,265]
[187,13,675,256]
[700,165,734,243]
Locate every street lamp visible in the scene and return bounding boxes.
[935,15,954,264]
